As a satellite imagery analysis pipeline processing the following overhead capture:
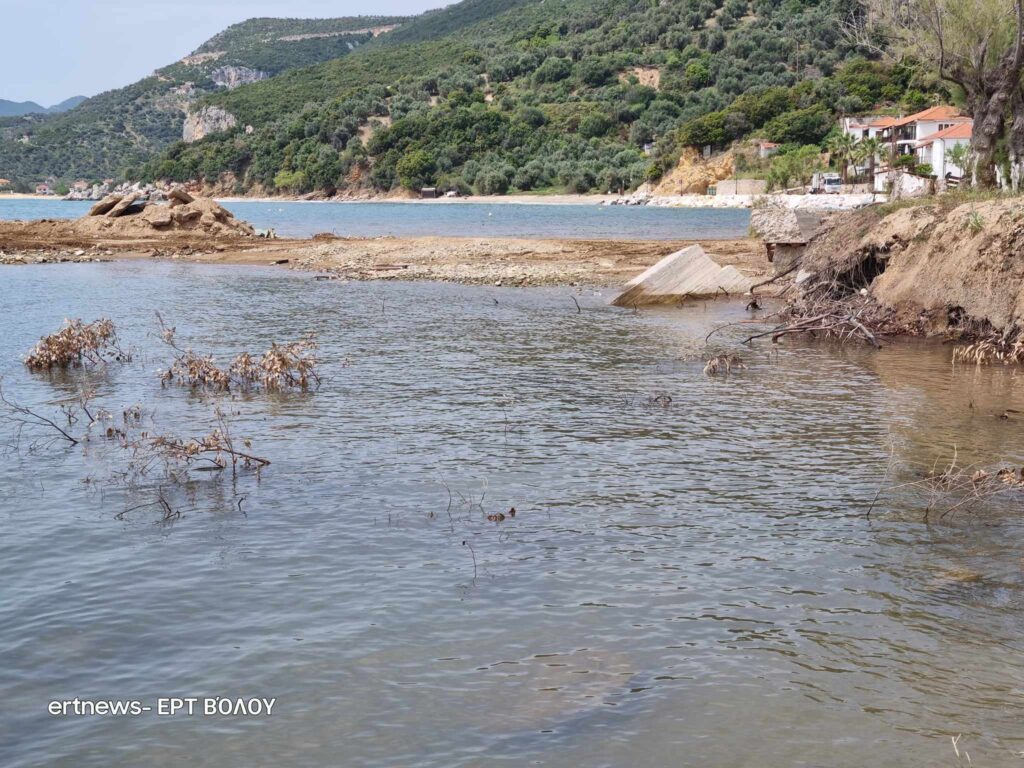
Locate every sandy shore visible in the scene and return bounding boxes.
[0,218,766,287]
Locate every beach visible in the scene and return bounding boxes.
[0,215,765,286]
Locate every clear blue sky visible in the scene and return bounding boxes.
[0,0,448,105]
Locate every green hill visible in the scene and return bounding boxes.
[2,0,941,194]
[0,96,86,118]
[0,16,405,182]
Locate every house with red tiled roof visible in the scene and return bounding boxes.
[879,105,972,158]
[916,122,973,180]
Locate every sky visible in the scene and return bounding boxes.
[0,0,448,105]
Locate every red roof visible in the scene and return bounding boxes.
[890,105,968,129]
[917,122,973,145]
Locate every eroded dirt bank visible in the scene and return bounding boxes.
[0,219,764,287]
[795,198,1024,336]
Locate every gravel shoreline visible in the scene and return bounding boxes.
[0,227,767,288]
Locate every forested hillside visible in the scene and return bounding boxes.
[0,16,405,182]
[1,0,942,194]
[141,0,941,197]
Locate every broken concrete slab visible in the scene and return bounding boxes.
[611,245,754,306]
[106,193,141,218]
[87,194,123,217]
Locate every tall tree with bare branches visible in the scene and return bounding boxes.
[852,0,1024,187]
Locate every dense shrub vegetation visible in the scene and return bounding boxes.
[1,0,944,193]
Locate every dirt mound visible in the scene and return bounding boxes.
[77,192,254,237]
[798,197,1024,336]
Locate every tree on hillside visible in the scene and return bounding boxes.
[767,145,825,190]
[853,0,1024,188]
[945,141,972,176]
[826,131,858,181]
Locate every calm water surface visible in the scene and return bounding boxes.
[1,263,1023,767]
[0,198,751,240]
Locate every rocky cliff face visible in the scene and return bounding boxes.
[652,148,735,196]
[182,106,238,143]
[210,66,269,90]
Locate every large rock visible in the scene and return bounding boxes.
[750,206,823,245]
[87,194,123,216]
[168,187,194,206]
[74,194,253,237]
[182,106,237,143]
[106,193,141,218]
[210,65,269,90]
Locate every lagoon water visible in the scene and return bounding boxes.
[0,197,751,240]
[1,263,1024,767]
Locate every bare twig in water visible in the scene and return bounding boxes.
[0,378,79,446]
[462,540,478,580]
[875,449,1024,522]
[866,441,896,519]
[749,264,799,293]
[953,333,1024,366]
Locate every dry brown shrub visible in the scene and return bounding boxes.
[156,313,319,392]
[122,407,270,480]
[879,453,1024,522]
[952,334,1024,366]
[25,318,130,371]
[228,337,320,391]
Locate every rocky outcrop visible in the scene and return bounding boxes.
[210,65,269,90]
[80,192,253,236]
[183,106,237,143]
[652,148,735,196]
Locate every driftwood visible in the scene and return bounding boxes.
[741,310,881,347]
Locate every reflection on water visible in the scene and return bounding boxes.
[0,263,1022,768]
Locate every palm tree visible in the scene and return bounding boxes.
[826,132,857,183]
[854,137,882,184]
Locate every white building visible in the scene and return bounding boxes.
[880,105,972,158]
[840,115,896,141]
[840,116,896,176]
[915,123,972,180]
